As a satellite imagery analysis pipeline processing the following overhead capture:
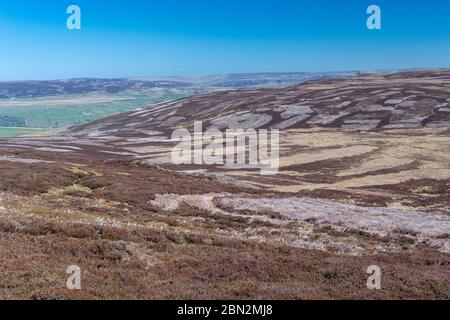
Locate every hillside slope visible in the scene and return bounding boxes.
[67,70,450,139]
[0,70,448,299]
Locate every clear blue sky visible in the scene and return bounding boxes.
[0,0,449,80]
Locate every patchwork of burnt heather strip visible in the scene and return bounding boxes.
[0,70,449,299]
[213,195,450,253]
[65,70,450,139]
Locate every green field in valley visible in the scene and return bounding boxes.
[0,127,52,138]
[0,89,194,138]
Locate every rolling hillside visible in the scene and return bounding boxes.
[0,70,448,299]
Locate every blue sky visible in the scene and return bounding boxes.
[0,0,449,80]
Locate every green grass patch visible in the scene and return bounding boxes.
[0,127,50,138]
[45,184,93,197]
[69,167,103,177]
[0,90,193,129]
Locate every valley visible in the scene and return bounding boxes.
[0,72,355,132]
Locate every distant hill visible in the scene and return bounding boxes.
[66,70,450,138]
[0,72,358,99]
